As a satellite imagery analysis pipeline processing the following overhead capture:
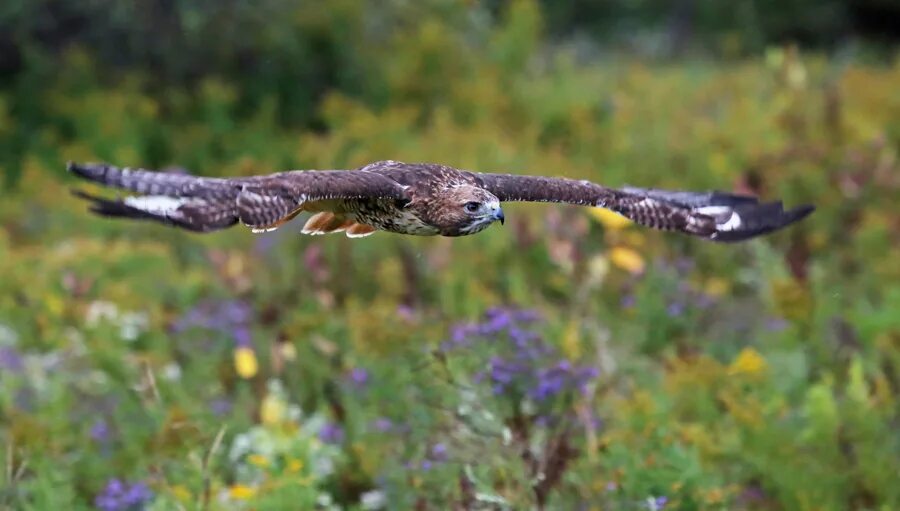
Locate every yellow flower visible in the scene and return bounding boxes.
[170,485,192,502]
[586,254,609,285]
[705,487,726,504]
[229,484,257,500]
[621,230,646,248]
[247,454,269,468]
[561,320,581,360]
[225,252,247,279]
[287,459,304,473]
[728,348,767,376]
[234,347,258,379]
[260,392,287,426]
[589,207,632,230]
[279,342,297,361]
[704,277,730,297]
[44,294,65,318]
[608,247,645,274]
[771,278,811,322]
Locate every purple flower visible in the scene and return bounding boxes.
[429,443,448,461]
[222,300,252,324]
[372,417,394,433]
[0,346,23,372]
[303,245,330,284]
[529,368,567,401]
[348,367,369,387]
[318,422,344,444]
[765,317,789,332]
[406,443,450,473]
[489,357,522,385]
[508,325,540,349]
[584,410,603,431]
[90,419,111,443]
[445,308,600,409]
[172,299,254,349]
[666,302,685,318]
[479,308,513,334]
[694,292,716,309]
[396,304,416,321]
[210,398,232,417]
[232,326,252,348]
[647,496,668,510]
[443,323,476,351]
[253,232,280,255]
[94,479,154,511]
[738,484,767,504]
[443,307,540,352]
[576,366,600,393]
[527,362,599,401]
[674,257,695,274]
[535,414,556,428]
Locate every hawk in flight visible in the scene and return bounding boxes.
[69,160,813,242]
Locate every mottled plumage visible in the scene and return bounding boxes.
[69,160,814,242]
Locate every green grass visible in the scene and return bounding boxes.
[1,19,899,510]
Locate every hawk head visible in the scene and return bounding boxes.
[429,184,504,236]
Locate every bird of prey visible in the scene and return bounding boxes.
[68,160,813,242]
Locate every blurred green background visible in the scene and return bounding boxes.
[1,1,899,510]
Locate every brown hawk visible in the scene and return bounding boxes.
[69,160,813,242]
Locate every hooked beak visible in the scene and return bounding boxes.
[493,208,505,225]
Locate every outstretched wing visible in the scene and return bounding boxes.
[68,162,408,233]
[473,173,814,242]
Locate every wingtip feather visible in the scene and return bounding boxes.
[68,161,108,182]
[788,204,816,222]
[711,201,815,242]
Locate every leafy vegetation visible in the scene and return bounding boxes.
[1,1,898,510]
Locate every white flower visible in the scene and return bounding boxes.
[646,496,668,510]
[86,301,119,326]
[87,370,111,389]
[315,493,342,511]
[360,490,387,510]
[266,379,285,395]
[64,327,87,355]
[0,323,19,346]
[161,363,182,381]
[287,404,303,422]
[229,430,256,462]
[118,312,149,342]
[311,455,335,477]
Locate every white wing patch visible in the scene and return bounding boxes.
[696,205,742,231]
[695,206,732,216]
[251,226,280,234]
[123,196,187,215]
[717,211,743,231]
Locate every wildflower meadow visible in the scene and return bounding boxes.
[1,1,899,510]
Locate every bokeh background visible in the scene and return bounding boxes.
[1,1,899,509]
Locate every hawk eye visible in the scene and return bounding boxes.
[464,202,480,213]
